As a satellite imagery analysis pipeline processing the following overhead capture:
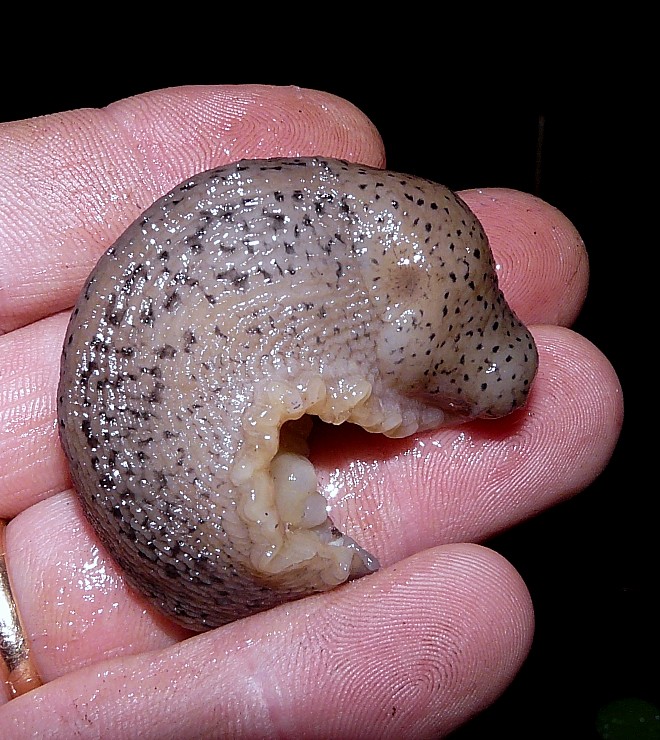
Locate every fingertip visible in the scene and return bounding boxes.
[103,84,386,182]
[460,188,589,328]
[529,325,624,475]
[254,542,535,738]
[316,323,624,558]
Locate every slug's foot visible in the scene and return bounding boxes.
[229,373,391,594]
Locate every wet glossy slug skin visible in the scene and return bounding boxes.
[57,157,538,631]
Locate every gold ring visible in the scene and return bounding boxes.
[0,519,43,698]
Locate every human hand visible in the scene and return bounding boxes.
[0,85,622,738]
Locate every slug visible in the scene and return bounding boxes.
[57,157,538,631]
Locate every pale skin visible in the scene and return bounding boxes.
[0,85,623,737]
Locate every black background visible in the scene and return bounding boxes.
[2,59,650,738]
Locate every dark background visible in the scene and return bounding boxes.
[3,64,649,738]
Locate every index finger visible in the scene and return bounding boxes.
[0,84,385,333]
[0,85,590,519]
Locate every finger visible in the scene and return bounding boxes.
[6,326,620,681]
[0,544,534,739]
[460,188,589,327]
[0,184,592,516]
[0,84,385,333]
[0,318,614,524]
[311,325,623,563]
[0,314,70,516]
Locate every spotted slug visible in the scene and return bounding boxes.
[57,157,538,631]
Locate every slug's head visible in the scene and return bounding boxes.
[365,190,538,422]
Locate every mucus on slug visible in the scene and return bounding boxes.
[57,157,538,630]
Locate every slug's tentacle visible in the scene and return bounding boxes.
[57,157,537,630]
